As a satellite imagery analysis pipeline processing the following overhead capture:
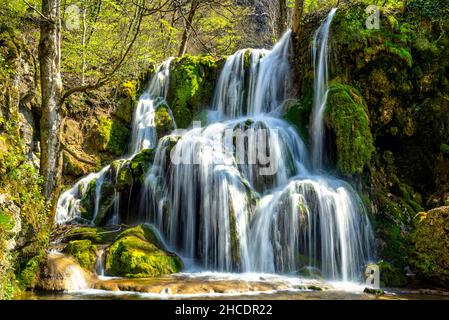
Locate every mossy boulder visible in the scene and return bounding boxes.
[105,224,183,278]
[377,260,408,288]
[167,55,221,128]
[116,80,138,124]
[79,175,115,225]
[88,116,130,156]
[63,240,97,271]
[155,105,174,138]
[324,82,375,176]
[129,148,155,179]
[61,227,121,244]
[409,206,449,288]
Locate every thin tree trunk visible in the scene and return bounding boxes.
[292,0,305,40]
[81,0,88,85]
[39,0,63,207]
[178,0,199,57]
[276,0,287,39]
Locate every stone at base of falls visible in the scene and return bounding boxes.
[363,287,385,295]
[63,240,97,271]
[105,224,183,278]
[36,253,96,292]
[409,206,449,289]
[298,266,323,280]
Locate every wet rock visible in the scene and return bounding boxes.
[105,224,183,278]
[36,253,96,292]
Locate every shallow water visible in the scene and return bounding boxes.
[18,272,449,300]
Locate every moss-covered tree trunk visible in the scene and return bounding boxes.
[39,0,63,207]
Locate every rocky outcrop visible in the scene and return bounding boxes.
[105,224,183,278]
[36,253,96,292]
[410,206,449,288]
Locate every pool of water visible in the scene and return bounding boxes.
[17,272,449,300]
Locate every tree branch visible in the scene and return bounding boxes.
[23,0,52,22]
[61,1,146,104]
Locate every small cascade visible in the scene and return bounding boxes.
[213,30,292,118]
[310,8,337,169]
[94,248,106,277]
[66,265,89,291]
[249,177,373,281]
[55,58,174,225]
[55,168,109,225]
[130,58,173,154]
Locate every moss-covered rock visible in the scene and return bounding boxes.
[129,148,155,179]
[409,206,449,288]
[106,224,183,278]
[324,82,375,176]
[63,240,97,271]
[154,105,174,138]
[377,260,408,288]
[167,55,221,128]
[61,227,121,244]
[88,116,130,156]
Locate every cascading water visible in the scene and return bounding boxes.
[55,9,373,282]
[310,8,337,169]
[55,59,174,225]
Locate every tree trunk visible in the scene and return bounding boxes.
[178,0,199,57]
[276,0,287,39]
[292,0,305,40]
[39,0,63,207]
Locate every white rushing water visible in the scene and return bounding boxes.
[310,8,337,169]
[56,9,373,282]
[55,59,174,225]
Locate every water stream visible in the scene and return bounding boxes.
[55,9,373,284]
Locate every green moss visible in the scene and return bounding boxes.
[324,82,375,176]
[97,116,130,156]
[228,205,240,269]
[129,148,154,180]
[0,211,13,230]
[106,225,183,278]
[377,260,408,287]
[62,227,121,244]
[440,144,449,155]
[63,240,97,271]
[154,105,174,138]
[283,87,313,140]
[167,55,219,128]
[410,207,449,288]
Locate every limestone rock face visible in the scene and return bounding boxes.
[36,253,96,292]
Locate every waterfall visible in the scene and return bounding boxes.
[130,58,173,154]
[94,248,106,277]
[310,8,337,169]
[55,168,109,225]
[56,11,373,282]
[55,58,174,225]
[213,30,292,118]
